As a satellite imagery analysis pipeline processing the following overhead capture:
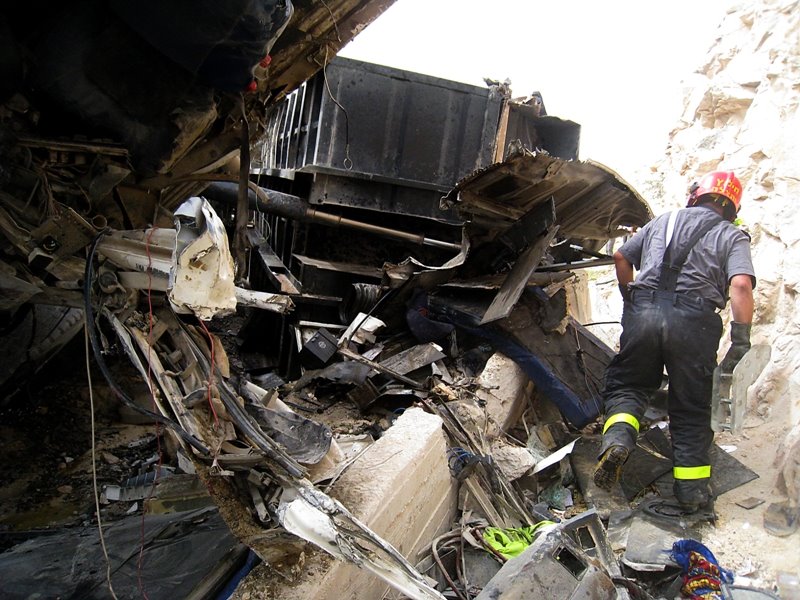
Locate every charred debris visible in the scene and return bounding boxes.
[1,4,771,599]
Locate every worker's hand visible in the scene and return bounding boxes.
[719,322,751,373]
[618,283,631,303]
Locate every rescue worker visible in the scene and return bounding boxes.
[593,170,756,512]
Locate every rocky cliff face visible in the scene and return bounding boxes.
[640,0,800,503]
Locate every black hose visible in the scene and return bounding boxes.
[83,231,210,456]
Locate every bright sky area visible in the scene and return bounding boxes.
[339,0,733,182]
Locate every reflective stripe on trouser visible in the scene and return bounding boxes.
[601,293,722,474]
[674,465,711,480]
[598,413,640,457]
[602,413,640,434]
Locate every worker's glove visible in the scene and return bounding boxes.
[719,322,751,373]
[618,283,631,303]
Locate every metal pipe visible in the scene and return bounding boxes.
[234,116,251,280]
[537,256,615,272]
[203,182,462,252]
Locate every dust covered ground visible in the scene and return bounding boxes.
[704,422,800,588]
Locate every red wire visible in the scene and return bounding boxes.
[198,318,220,428]
[134,227,218,596]
[137,226,164,600]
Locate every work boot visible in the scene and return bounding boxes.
[674,480,713,512]
[593,445,630,491]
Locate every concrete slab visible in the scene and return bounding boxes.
[476,352,533,436]
[266,407,457,600]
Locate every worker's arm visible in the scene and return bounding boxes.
[614,250,634,301]
[720,274,755,372]
[729,274,754,324]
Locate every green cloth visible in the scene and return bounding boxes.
[482,522,555,559]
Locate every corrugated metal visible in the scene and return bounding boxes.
[256,57,504,191]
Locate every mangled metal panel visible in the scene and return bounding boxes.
[0,0,392,218]
[428,290,613,428]
[475,509,628,600]
[170,197,238,320]
[442,149,652,252]
[502,99,581,161]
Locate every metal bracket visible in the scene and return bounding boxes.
[711,344,771,433]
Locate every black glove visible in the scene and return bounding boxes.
[719,322,751,373]
[618,283,631,303]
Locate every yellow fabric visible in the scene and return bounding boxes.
[483,522,556,559]
[602,413,640,434]
[674,465,712,480]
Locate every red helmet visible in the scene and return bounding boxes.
[687,170,743,215]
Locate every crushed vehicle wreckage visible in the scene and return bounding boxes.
[0,2,780,599]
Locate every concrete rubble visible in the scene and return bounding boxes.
[0,1,795,599]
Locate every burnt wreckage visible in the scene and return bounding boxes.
[0,1,693,599]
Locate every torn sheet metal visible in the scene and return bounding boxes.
[289,361,373,391]
[97,198,247,320]
[104,309,216,452]
[475,509,628,600]
[442,271,574,293]
[245,404,333,465]
[378,343,446,376]
[383,230,470,288]
[441,149,652,249]
[339,312,387,346]
[429,291,611,428]
[277,483,446,600]
[480,222,559,324]
[170,197,237,320]
[0,271,44,311]
[621,506,703,571]
[533,439,577,474]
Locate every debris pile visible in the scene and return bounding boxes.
[0,5,788,597]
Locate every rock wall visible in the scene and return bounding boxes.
[636,0,800,494]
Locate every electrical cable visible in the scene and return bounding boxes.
[197,319,221,428]
[431,530,469,600]
[573,326,603,417]
[137,227,166,599]
[318,0,342,43]
[83,230,210,456]
[85,324,119,600]
[321,45,352,170]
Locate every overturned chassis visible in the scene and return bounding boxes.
[0,2,653,598]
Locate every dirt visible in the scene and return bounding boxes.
[705,421,800,589]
